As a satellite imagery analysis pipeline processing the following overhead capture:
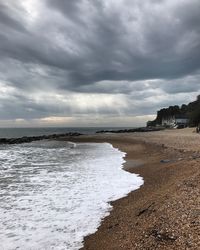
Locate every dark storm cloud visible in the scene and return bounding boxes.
[0,0,200,123]
[1,0,200,84]
[160,76,200,94]
[47,0,84,23]
[0,5,26,32]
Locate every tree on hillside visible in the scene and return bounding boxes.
[189,109,200,126]
[147,95,200,127]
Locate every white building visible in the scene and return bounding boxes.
[162,115,189,128]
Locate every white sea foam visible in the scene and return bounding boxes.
[0,141,143,250]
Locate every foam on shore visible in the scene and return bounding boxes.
[0,141,143,249]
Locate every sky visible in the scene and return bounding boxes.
[0,0,200,127]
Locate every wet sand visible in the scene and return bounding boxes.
[61,128,200,249]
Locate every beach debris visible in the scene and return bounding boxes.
[178,157,183,161]
[161,144,167,149]
[107,223,119,230]
[191,153,200,159]
[160,159,172,163]
[151,229,177,242]
[183,180,197,188]
[137,203,155,217]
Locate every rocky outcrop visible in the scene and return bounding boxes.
[0,132,82,145]
[96,127,163,134]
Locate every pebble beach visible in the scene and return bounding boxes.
[65,128,200,250]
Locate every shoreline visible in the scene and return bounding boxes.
[60,129,200,250]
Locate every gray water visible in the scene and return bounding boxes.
[0,127,133,139]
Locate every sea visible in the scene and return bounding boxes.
[0,127,133,139]
[0,127,143,250]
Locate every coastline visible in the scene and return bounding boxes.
[60,128,200,250]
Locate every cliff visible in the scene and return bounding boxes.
[147,95,200,127]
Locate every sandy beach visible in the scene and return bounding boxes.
[62,128,200,250]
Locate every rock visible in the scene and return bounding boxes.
[0,132,83,145]
[151,229,178,242]
[96,127,164,134]
[160,159,171,163]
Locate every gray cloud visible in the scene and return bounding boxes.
[0,0,200,125]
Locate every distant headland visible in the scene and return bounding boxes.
[147,95,200,129]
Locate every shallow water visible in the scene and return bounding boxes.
[0,140,143,250]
